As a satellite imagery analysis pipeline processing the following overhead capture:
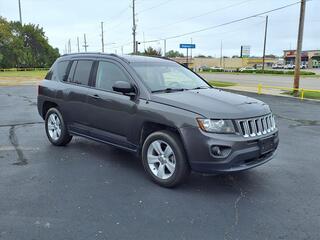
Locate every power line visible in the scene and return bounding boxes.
[105,6,130,23]
[137,0,174,14]
[145,0,253,32]
[141,1,303,44]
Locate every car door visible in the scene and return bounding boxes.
[86,59,138,150]
[63,59,95,135]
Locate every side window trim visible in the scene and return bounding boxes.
[67,60,78,83]
[89,60,98,87]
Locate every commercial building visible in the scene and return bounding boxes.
[283,50,320,68]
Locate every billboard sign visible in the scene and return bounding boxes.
[241,45,250,57]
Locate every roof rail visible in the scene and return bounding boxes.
[60,52,129,62]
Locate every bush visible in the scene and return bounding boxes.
[240,69,315,75]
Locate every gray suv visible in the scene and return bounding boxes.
[37,53,279,187]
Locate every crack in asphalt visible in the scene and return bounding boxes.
[224,175,247,240]
[0,121,43,128]
[0,92,36,105]
[274,114,320,128]
[9,126,28,165]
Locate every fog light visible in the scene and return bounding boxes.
[211,145,232,158]
[211,146,222,156]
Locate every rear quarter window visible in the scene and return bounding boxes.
[51,61,70,81]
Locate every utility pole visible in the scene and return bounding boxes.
[190,38,193,60]
[101,22,105,53]
[143,32,146,51]
[121,46,124,55]
[68,39,71,53]
[293,0,306,96]
[77,37,80,52]
[262,15,268,73]
[18,0,22,24]
[163,39,166,57]
[132,0,136,53]
[135,41,140,53]
[83,34,88,52]
[220,40,223,68]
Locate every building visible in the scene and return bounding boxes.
[283,50,320,68]
[172,57,277,70]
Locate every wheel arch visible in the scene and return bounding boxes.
[139,122,188,161]
[42,101,58,119]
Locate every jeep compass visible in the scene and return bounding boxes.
[37,53,279,187]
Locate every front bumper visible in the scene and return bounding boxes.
[179,126,279,174]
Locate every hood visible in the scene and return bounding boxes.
[150,88,270,119]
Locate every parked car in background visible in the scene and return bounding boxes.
[198,65,210,72]
[284,64,295,69]
[272,64,284,69]
[239,66,256,72]
[210,66,224,71]
[38,53,279,187]
[300,64,307,69]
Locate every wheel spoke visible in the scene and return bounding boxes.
[147,154,159,164]
[163,145,173,158]
[157,164,165,178]
[49,114,56,125]
[152,141,163,155]
[52,129,58,140]
[56,128,61,138]
[47,123,55,131]
[165,161,175,173]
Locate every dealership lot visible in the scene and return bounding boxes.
[0,86,319,240]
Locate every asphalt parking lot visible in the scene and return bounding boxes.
[0,86,319,240]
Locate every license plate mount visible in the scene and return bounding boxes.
[259,136,275,155]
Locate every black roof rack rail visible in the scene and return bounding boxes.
[60,52,130,63]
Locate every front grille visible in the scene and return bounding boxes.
[236,114,276,138]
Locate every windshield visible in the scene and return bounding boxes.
[131,62,211,92]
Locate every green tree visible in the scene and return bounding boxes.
[143,46,161,56]
[0,16,59,68]
[166,50,184,58]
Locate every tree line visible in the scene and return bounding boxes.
[0,17,59,68]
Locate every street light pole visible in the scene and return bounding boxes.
[101,22,105,53]
[293,0,306,96]
[18,0,22,24]
[262,15,268,73]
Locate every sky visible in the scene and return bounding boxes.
[0,0,319,56]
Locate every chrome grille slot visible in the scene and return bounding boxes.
[236,114,276,138]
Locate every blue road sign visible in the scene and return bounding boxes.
[179,44,196,49]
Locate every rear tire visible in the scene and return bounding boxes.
[141,130,190,187]
[45,107,72,146]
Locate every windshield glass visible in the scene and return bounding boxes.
[131,62,210,92]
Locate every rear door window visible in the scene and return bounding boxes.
[72,60,94,86]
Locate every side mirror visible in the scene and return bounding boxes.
[112,81,136,96]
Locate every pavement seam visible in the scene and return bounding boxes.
[9,125,28,166]
[0,121,43,128]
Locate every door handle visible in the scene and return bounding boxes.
[90,94,101,99]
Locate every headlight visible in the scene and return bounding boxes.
[197,119,235,133]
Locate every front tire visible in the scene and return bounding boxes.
[141,130,190,187]
[45,107,72,146]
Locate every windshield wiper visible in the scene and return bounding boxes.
[151,88,186,93]
[190,86,210,90]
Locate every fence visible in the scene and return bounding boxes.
[0,68,49,72]
[257,84,320,100]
